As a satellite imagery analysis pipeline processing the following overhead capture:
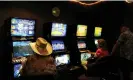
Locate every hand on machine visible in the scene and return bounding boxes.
[86,50,91,53]
[86,50,96,58]
[21,57,27,64]
[86,50,96,55]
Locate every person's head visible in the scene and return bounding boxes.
[97,39,108,50]
[30,37,53,56]
[120,26,130,33]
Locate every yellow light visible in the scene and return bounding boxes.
[94,27,102,37]
[76,25,87,37]
[125,0,133,3]
[70,0,103,6]
[53,10,56,14]
[70,0,133,6]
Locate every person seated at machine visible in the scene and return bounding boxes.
[95,39,109,58]
[81,39,109,69]
[20,37,57,79]
[80,39,120,80]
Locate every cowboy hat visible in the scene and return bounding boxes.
[29,37,53,56]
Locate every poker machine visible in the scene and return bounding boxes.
[94,27,103,49]
[8,17,36,78]
[43,22,71,69]
[76,25,92,63]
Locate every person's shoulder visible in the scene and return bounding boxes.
[121,32,126,35]
[48,56,54,60]
[97,48,102,51]
[119,31,128,38]
[123,30,131,35]
[96,48,102,53]
[28,54,35,58]
[27,54,36,60]
[121,30,133,38]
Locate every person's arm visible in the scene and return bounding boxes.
[111,33,126,55]
[86,50,96,55]
[111,42,120,55]
[95,49,101,57]
[19,57,27,73]
[49,56,57,71]
[20,56,32,76]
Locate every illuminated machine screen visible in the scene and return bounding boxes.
[52,40,65,51]
[13,41,34,57]
[14,64,22,78]
[94,27,102,37]
[51,23,67,36]
[76,25,87,37]
[11,18,35,36]
[55,54,70,66]
[94,39,98,45]
[81,53,91,61]
[78,41,86,49]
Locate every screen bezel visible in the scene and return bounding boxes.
[11,17,36,37]
[51,22,67,37]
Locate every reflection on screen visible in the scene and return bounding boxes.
[78,41,86,49]
[14,64,22,78]
[76,25,87,37]
[52,40,65,51]
[55,54,70,66]
[11,18,35,36]
[51,23,67,36]
[13,41,33,57]
[81,53,91,61]
[94,27,102,37]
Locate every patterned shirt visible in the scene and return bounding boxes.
[21,54,56,76]
[117,30,133,61]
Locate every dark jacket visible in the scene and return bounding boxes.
[20,53,56,77]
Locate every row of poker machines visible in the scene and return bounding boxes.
[7,17,103,78]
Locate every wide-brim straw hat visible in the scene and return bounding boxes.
[29,37,53,56]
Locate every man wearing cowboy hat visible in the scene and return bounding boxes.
[20,37,57,78]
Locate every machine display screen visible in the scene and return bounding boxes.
[76,25,87,37]
[55,54,70,66]
[94,39,98,46]
[78,41,86,49]
[94,27,102,37]
[51,23,67,37]
[81,53,91,61]
[52,40,65,51]
[13,41,34,57]
[14,64,22,78]
[11,18,35,36]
